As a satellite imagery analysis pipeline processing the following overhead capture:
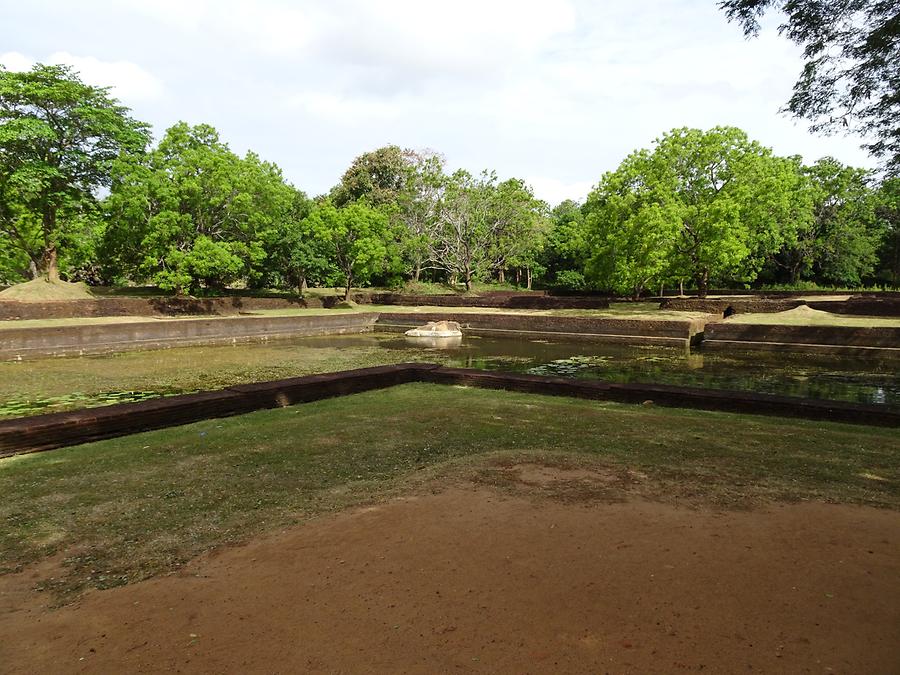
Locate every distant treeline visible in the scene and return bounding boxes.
[2,65,898,298]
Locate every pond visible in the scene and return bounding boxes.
[377,334,899,407]
[1,333,897,419]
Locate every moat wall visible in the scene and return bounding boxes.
[375,312,704,346]
[0,313,379,360]
[703,321,900,357]
[3,363,897,457]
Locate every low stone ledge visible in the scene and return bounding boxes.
[376,312,704,343]
[662,296,900,318]
[702,339,900,359]
[351,293,610,310]
[0,363,438,456]
[0,313,379,360]
[704,322,900,349]
[3,362,896,457]
[419,367,900,427]
[805,298,900,317]
[660,297,803,315]
[0,295,321,321]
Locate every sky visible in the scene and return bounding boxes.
[0,0,877,205]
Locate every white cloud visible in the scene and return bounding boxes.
[0,51,164,102]
[312,0,576,73]
[0,51,32,72]
[120,0,317,53]
[2,0,878,199]
[286,91,408,125]
[525,176,595,206]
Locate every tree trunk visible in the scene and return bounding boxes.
[526,267,532,290]
[297,275,307,296]
[344,275,352,300]
[413,263,421,283]
[41,245,60,281]
[41,203,60,281]
[498,269,505,284]
[789,263,801,285]
[696,270,709,298]
[515,268,521,285]
[679,279,684,296]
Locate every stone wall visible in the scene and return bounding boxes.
[660,298,803,315]
[661,296,900,317]
[0,295,322,321]
[0,313,379,360]
[3,363,896,456]
[352,293,611,310]
[376,312,704,345]
[703,321,900,357]
[0,364,434,455]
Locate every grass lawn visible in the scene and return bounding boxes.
[1,383,897,603]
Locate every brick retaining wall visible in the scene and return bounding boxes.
[0,313,379,360]
[348,293,610,310]
[0,364,435,455]
[703,321,900,357]
[661,296,900,317]
[3,363,896,457]
[376,312,705,346]
[0,295,322,321]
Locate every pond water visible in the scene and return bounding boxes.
[375,334,900,407]
[2,333,897,418]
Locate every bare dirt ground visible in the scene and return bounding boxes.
[1,466,899,674]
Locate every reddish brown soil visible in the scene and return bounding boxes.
[2,474,899,674]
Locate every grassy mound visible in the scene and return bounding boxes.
[0,278,95,303]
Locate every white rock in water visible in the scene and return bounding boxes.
[404,320,463,338]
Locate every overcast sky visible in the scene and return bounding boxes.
[1,0,876,205]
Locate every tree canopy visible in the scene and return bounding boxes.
[720,0,900,175]
[1,63,896,294]
[584,127,800,297]
[303,201,394,298]
[0,63,149,280]
[103,122,296,293]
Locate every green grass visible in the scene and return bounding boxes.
[1,383,897,602]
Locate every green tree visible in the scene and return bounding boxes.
[488,178,549,289]
[332,145,409,208]
[303,201,392,299]
[583,149,680,298]
[874,177,900,286]
[429,170,527,291]
[720,0,900,174]
[103,122,295,293]
[396,150,444,282]
[799,158,880,286]
[540,200,591,290]
[262,189,328,294]
[334,145,449,284]
[0,63,149,281]
[584,127,798,297]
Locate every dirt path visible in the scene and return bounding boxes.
[2,472,899,674]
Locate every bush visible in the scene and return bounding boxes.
[553,270,587,291]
